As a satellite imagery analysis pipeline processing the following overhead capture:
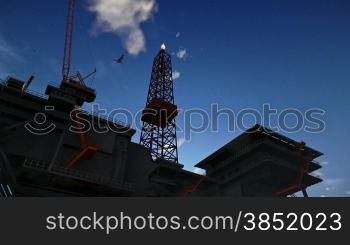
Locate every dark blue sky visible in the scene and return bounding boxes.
[0,0,349,196]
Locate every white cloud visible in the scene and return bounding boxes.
[346,190,350,195]
[88,0,157,55]
[324,178,345,186]
[177,137,186,148]
[0,43,16,59]
[320,161,329,166]
[313,170,324,178]
[0,34,24,78]
[320,195,326,198]
[175,32,181,38]
[193,167,206,176]
[176,47,187,60]
[172,70,180,80]
[0,35,22,61]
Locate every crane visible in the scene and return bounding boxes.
[62,0,76,80]
[60,0,98,170]
[62,0,96,84]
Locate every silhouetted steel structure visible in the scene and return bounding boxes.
[0,1,324,198]
[61,0,96,87]
[62,0,76,79]
[0,76,323,197]
[140,44,179,163]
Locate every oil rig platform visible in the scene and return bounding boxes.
[0,0,322,197]
[0,72,322,197]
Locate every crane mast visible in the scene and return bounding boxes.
[62,0,76,79]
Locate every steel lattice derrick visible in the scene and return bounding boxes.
[140,44,178,163]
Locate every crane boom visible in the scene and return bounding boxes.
[62,0,76,79]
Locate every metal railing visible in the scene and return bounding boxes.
[0,77,8,86]
[23,158,134,191]
[24,89,49,100]
[48,81,61,87]
[210,137,321,177]
[0,77,48,100]
[1,77,131,128]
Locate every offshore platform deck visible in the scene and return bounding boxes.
[0,75,322,197]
